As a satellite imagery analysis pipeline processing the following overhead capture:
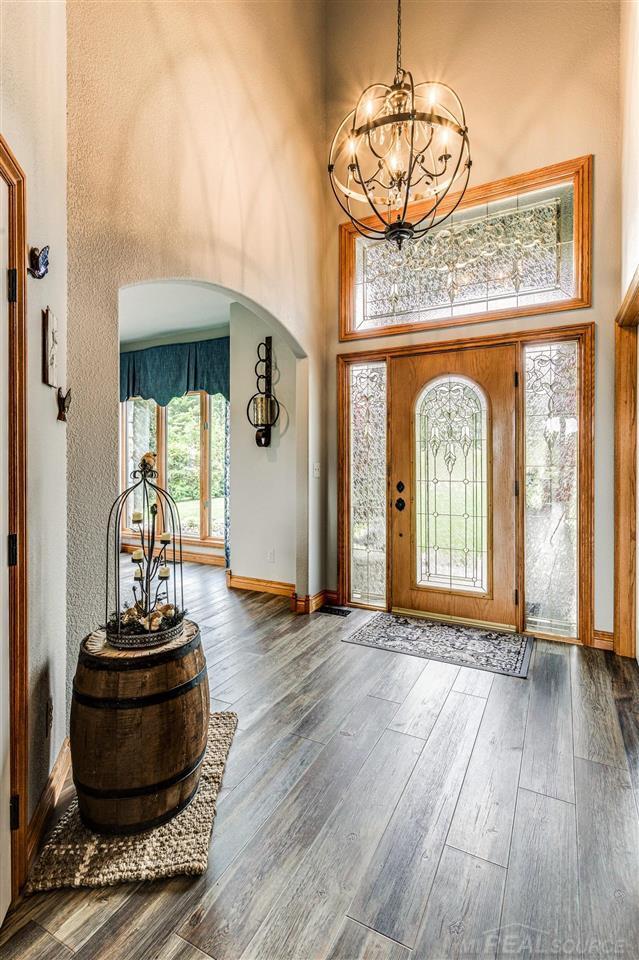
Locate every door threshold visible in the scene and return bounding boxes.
[391,606,517,633]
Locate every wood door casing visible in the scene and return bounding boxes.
[390,344,518,629]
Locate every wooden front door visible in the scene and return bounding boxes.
[390,344,518,629]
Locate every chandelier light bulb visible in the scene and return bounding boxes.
[328,0,471,247]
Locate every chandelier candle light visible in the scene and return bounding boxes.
[105,451,185,648]
[328,0,471,247]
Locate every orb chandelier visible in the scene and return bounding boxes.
[328,0,471,247]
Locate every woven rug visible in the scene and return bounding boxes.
[26,712,237,892]
[344,613,533,678]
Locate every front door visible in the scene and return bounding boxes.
[0,175,11,922]
[390,344,518,629]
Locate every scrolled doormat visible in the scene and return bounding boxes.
[26,712,237,892]
[344,613,533,678]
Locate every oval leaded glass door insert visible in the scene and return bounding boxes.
[415,376,488,594]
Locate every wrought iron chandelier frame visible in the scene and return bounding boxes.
[328,0,471,247]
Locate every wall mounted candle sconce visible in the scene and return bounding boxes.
[246,336,280,447]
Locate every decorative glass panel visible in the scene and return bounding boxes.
[166,394,201,538]
[354,182,575,331]
[415,376,488,593]
[350,362,387,607]
[524,341,579,637]
[209,394,228,540]
[124,397,157,527]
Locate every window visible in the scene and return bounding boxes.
[349,362,387,608]
[415,376,488,594]
[339,157,591,341]
[523,341,579,638]
[120,391,228,545]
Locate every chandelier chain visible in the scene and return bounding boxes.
[396,0,402,79]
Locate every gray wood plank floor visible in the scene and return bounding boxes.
[2,564,639,960]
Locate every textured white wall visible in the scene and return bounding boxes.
[229,303,297,585]
[1,0,67,814]
[323,0,621,633]
[66,0,326,713]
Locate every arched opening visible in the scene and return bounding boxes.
[118,278,305,595]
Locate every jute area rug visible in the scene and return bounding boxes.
[26,712,237,892]
[344,613,533,678]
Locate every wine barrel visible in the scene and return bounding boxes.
[70,620,209,834]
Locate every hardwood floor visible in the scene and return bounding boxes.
[2,564,639,960]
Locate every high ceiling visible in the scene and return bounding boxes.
[119,280,232,346]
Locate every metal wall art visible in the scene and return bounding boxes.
[42,306,58,387]
[246,336,280,447]
[28,245,49,279]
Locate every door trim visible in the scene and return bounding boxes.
[337,321,594,646]
[0,135,28,900]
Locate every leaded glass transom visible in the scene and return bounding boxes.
[415,376,488,593]
[354,182,575,331]
[524,341,578,638]
[349,362,387,607]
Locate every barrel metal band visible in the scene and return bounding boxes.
[78,782,200,836]
[73,741,208,799]
[78,631,201,671]
[72,664,207,709]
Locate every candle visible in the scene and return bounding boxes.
[134,569,143,580]
[159,532,171,544]
[131,548,143,561]
[158,566,170,579]
[131,510,143,524]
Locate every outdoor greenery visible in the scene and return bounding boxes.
[126,392,228,539]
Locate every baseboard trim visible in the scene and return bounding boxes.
[226,570,295,598]
[290,591,326,614]
[27,737,72,867]
[593,630,615,652]
[121,543,225,567]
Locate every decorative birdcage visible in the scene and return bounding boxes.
[105,451,185,648]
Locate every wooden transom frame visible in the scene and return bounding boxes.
[338,155,592,342]
[337,321,594,648]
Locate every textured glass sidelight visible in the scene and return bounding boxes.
[415,376,488,593]
[350,362,387,607]
[524,341,579,637]
[354,183,575,331]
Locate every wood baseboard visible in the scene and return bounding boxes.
[226,570,295,598]
[290,591,326,614]
[121,543,225,567]
[593,630,615,652]
[27,737,72,867]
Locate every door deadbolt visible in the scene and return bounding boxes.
[396,481,405,492]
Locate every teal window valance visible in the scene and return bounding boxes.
[120,337,230,406]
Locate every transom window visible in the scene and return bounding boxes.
[121,391,228,544]
[339,157,591,341]
[415,376,488,593]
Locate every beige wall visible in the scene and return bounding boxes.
[323,0,621,633]
[66,0,326,709]
[621,0,639,292]
[1,0,68,814]
[229,303,297,585]
[621,0,639,661]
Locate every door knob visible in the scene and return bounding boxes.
[395,497,406,511]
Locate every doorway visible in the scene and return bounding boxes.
[390,345,517,629]
[338,324,594,645]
